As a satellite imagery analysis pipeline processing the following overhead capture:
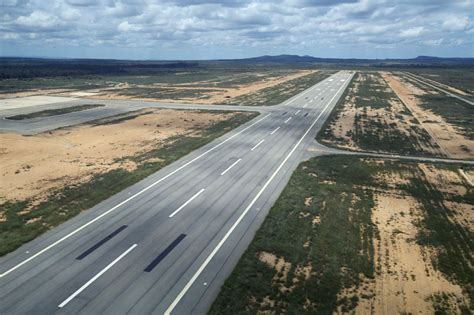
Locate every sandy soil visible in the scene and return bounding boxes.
[326,72,442,156]
[367,193,465,314]
[415,74,470,96]
[337,162,472,314]
[383,73,474,159]
[0,108,232,204]
[58,70,316,105]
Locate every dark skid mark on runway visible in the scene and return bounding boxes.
[282,112,287,116]
[76,225,128,260]
[144,234,187,272]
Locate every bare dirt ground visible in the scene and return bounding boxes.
[383,72,474,159]
[324,72,443,156]
[58,70,316,104]
[411,74,470,96]
[0,108,233,204]
[340,162,472,314]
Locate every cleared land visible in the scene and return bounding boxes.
[211,155,473,314]
[0,68,332,106]
[404,68,474,95]
[0,108,258,256]
[385,72,474,159]
[317,71,444,157]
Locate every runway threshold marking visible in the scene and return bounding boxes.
[0,113,270,278]
[164,73,351,315]
[250,139,265,151]
[220,159,242,176]
[270,126,280,135]
[76,225,128,260]
[144,234,186,272]
[284,117,292,123]
[58,244,137,308]
[169,189,206,218]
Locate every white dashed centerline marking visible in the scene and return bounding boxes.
[250,139,265,151]
[220,159,241,176]
[270,126,280,135]
[169,189,206,218]
[58,244,137,308]
[295,110,301,115]
[284,117,292,123]
[0,113,271,278]
[164,73,352,315]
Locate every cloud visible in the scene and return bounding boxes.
[442,16,470,31]
[0,0,472,59]
[399,26,424,38]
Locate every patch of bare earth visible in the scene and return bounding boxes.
[59,70,316,105]
[383,72,474,159]
[0,108,233,204]
[324,72,442,156]
[338,163,471,314]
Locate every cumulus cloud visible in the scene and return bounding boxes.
[0,0,472,59]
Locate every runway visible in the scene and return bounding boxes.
[0,71,354,314]
[0,98,266,135]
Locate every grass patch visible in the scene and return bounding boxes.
[211,156,473,313]
[210,155,377,313]
[0,111,258,257]
[6,104,105,120]
[317,72,441,156]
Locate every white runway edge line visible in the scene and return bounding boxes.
[250,139,265,151]
[58,244,137,308]
[169,189,206,218]
[283,75,335,106]
[270,126,280,135]
[0,113,271,278]
[284,117,292,123]
[164,73,351,315]
[220,159,242,176]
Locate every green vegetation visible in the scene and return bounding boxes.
[0,111,258,256]
[211,156,473,313]
[418,94,474,140]
[6,104,105,120]
[406,68,474,95]
[211,155,378,313]
[222,71,335,106]
[406,166,474,307]
[317,72,441,156]
[0,66,299,95]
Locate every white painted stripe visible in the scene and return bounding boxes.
[169,189,206,218]
[220,159,242,176]
[0,113,271,278]
[250,139,265,151]
[164,73,352,315]
[270,126,280,135]
[303,104,307,108]
[58,244,137,308]
[284,117,291,123]
[295,110,301,115]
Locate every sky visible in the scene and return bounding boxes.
[0,0,473,60]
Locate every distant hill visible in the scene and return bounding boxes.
[222,54,474,65]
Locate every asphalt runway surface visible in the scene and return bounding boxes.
[0,99,265,135]
[0,71,354,314]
